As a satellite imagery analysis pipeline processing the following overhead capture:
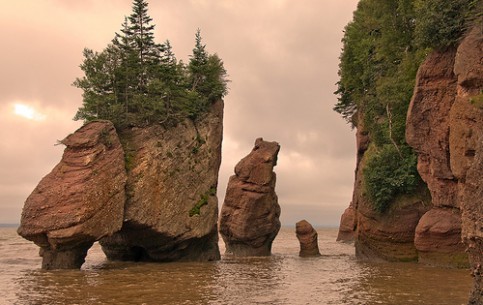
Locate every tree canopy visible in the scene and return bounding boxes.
[74,0,228,129]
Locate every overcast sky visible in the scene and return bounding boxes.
[0,0,358,226]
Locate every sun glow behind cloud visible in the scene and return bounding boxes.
[13,103,46,121]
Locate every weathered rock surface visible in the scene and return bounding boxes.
[453,27,483,305]
[296,220,320,257]
[18,121,127,269]
[355,195,429,262]
[100,100,224,262]
[463,138,483,305]
[406,48,470,267]
[337,111,430,261]
[336,207,356,242]
[406,49,459,208]
[337,122,368,243]
[414,208,467,267]
[406,25,483,301]
[219,138,281,256]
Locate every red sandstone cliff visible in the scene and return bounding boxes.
[338,27,482,273]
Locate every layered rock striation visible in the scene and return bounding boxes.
[18,100,224,268]
[18,121,127,269]
[219,138,281,256]
[295,220,321,257]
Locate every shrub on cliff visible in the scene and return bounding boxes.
[73,0,228,129]
[363,145,420,213]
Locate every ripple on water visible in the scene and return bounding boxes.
[0,227,473,305]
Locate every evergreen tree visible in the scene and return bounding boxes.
[115,0,163,92]
[74,1,228,129]
[189,29,209,92]
[186,29,228,120]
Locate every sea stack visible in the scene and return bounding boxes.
[296,220,321,257]
[18,100,225,269]
[219,138,281,256]
[17,121,127,269]
[100,100,224,263]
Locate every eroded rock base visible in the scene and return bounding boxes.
[40,243,93,270]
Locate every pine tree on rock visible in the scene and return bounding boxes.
[187,29,228,119]
[189,29,209,92]
[74,1,228,129]
[121,0,163,92]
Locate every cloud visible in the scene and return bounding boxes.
[0,0,359,225]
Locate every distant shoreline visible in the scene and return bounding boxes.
[0,224,18,228]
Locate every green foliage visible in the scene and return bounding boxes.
[334,0,439,213]
[188,187,216,217]
[469,91,483,109]
[363,145,421,213]
[334,0,481,213]
[414,0,480,50]
[334,0,419,127]
[73,0,228,129]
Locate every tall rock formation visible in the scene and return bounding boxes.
[100,100,224,262]
[18,100,224,269]
[337,27,481,273]
[406,49,469,267]
[407,25,482,301]
[452,27,482,303]
[296,220,321,257]
[18,121,127,269]
[219,138,281,256]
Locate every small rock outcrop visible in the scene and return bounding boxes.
[100,100,224,262]
[295,220,321,257]
[219,138,281,256]
[17,121,127,269]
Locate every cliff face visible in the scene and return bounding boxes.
[406,49,468,267]
[338,27,481,272]
[18,121,127,269]
[101,100,224,262]
[407,26,482,273]
[453,27,482,304]
[338,114,430,262]
[18,101,224,268]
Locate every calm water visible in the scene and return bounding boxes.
[0,227,472,305]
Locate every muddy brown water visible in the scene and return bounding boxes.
[0,227,472,305]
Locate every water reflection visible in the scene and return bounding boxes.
[15,261,221,305]
[210,255,286,304]
[355,262,472,305]
[5,228,473,305]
